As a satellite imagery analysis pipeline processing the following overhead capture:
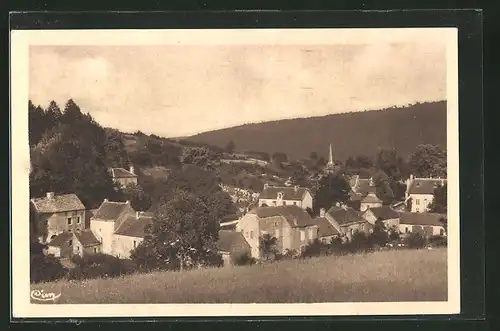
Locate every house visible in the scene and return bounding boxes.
[313,211,341,244]
[109,166,138,189]
[258,184,313,210]
[361,206,401,228]
[46,229,100,258]
[405,175,446,213]
[236,205,319,258]
[324,204,374,241]
[360,192,383,211]
[347,176,380,211]
[30,192,86,243]
[217,230,252,267]
[398,212,447,237]
[112,211,154,259]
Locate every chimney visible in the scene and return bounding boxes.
[335,202,341,207]
[136,211,140,220]
[341,203,348,210]
[441,179,445,186]
[129,165,135,174]
[46,192,55,200]
[320,208,326,217]
[294,185,299,192]
[104,198,108,202]
[126,200,130,204]
[369,177,374,187]
[264,183,269,190]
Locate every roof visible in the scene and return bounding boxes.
[399,212,447,227]
[408,178,446,195]
[93,201,131,221]
[361,193,383,204]
[349,176,377,195]
[110,167,137,178]
[327,206,366,226]
[248,205,316,228]
[313,217,341,237]
[74,229,101,247]
[366,206,400,220]
[31,193,85,214]
[217,230,250,253]
[114,214,153,238]
[48,232,73,247]
[258,186,310,201]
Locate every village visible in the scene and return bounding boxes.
[30,142,447,271]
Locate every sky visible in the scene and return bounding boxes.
[29,40,447,138]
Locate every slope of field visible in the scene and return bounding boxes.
[187,101,447,161]
[32,248,447,304]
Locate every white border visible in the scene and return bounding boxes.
[11,28,460,318]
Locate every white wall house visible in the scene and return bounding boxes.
[405,175,446,213]
[258,184,313,210]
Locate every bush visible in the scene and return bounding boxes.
[301,239,329,258]
[30,254,67,284]
[232,252,256,266]
[428,235,447,247]
[67,253,134,280]
[405,232,426,249]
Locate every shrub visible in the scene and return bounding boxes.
[405,232,426,249]
[67,253,134,280]
[30,253,67,284]
[232,252,256,266]
[428,235,447,247]
[345,231,374,253]
[301,239,329,258]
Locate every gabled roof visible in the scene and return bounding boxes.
[361,192,383,204]
[258,186,310,201]
[408,178,446,195]
[248,205,316,228]
[48,232,73,247]
[92,201,131,221]
[365,206,400,220]
[349,176,376,195]
[313,217,340,238]
[217,230,250,253]
[74,229,101,247]
[114,214,153,238]
[110,167,137,178]
[399,212,447,227]
[31,194,85,214]
[327,206,366,226]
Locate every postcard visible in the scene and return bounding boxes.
[11,27,459,318]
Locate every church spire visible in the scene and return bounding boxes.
[328,143,334,166]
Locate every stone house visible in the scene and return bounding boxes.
[236,205,318,259]
[323,204,374,241]
[30,192,86,243]
[217,230,252,267]
[347,176,379,211]
[313,213,341,244]
[361,206,401,228]
[46,229,101,258]
[398,212,447,237]
[258,184,313,210]
[405,175,446,213]
[109,166,138,189]
[360,192,383,212]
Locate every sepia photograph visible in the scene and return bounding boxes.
[11,27,460,318]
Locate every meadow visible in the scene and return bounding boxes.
[31,248,447,304]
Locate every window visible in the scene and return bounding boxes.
[94,247,98,253]
[68,239,73,246]
[77,217,81,224]
[133,240,137,248]
[282,201,286,206]
[67,217,72,225]
[76,245,80,252]
[423,199,428,206]
[272,200,277,205]
[415,199,420,206]
[293,201,297,205]
[440,228,445,236]
[405,227,409,233]
[274,222,279,228]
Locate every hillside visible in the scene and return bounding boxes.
[31,248,447,304]
[186,101,447,161]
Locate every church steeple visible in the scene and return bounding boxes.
[327,143,334,167]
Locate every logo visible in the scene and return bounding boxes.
[30,289,61,302]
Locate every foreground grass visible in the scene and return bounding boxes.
[31,248,447,304]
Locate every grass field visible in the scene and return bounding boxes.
[31,248,447,304]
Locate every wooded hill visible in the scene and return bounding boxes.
[186,101,447,161]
